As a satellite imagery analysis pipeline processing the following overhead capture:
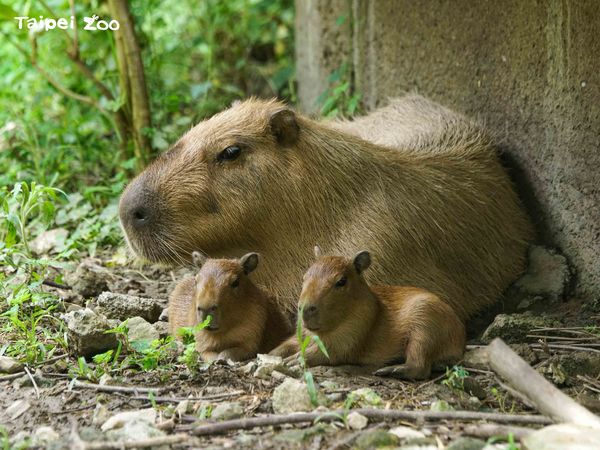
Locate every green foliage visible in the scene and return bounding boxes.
[177,314,213,372]
[318,62,362,118]
[0,183,68,364]
[490,386,516,413]
[295,305,329,406]
[487,432,518,449]
[1,0,295,190]
[442,365,470,391]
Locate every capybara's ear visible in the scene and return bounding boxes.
[240,252,260,274]
[314,245,322,259]
[269,108,299,146]
[192,251,207,268]
[353,251,371,274]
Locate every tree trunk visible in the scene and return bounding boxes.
[108,0,152,170]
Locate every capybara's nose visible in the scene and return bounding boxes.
[302,305,318,321]
[119,178,158,231]
[131,206,150,226]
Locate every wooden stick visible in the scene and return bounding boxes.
[487,338,600,428]
[131,390,245,403]
[24,366,40,399]
[0,372,25,382]
[71,379,162,394]
[184,408,551,436]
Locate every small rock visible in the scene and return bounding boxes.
[523,423,600,450]
[514,246,570,302]
[447,437,486,450]
[348,387,383,407]
[65,258,109,298]
[211,402,243,420]
[326,392,343,402]
[430,400,454,412]
[253,353,300,379]
[175,400,190,417]
[158,307,169,322]
[462,347,489,370]
[92,403,111,426]
[388,425,425,440]
[125,316,160,343]
[154,321,170,338]
[347,411,368,430]
[105,419,167,449]
[272,378,326,413]
[101,408,156,431]
[62,308,117,357]
[481,312,558,344]
[0,355,24,374]
[257,353,283,365]
[96,292,165,323]
[30,228,68,255]
[98,373,113,386]
[32,426,59,446]
[274,424,325,443]
[354,430,398,449]
[9,431,30,448]
[6,399,30,419]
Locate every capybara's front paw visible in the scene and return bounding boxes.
[269,340,298,358]
[374,364,430,380]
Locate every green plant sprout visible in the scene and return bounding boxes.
[442,365,470,391]
[178,314,213,372]
[295,305,329,406]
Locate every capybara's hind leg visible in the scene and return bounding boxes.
[374,337,432,380]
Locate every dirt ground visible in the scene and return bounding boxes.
[2,256,600,449]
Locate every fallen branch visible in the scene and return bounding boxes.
[0,372,25,382]
[462,423,534,440]
[131,390,246,403]
[42,279,72,290]
[487,338,600,428]
[184,408,551,436]
[70,379,162,395]
[24,366,40,399]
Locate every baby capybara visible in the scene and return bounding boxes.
[270,247,465,379]
[168,252,291,362]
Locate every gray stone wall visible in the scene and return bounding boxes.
[296,0,600,301]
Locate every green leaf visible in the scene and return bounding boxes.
[311,335,329,359]
[304,370,319,406]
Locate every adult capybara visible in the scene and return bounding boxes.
[120,95,533,320]
[270,247,465,380]
[168,252,291,361]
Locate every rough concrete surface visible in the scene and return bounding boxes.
[295,0,600,301]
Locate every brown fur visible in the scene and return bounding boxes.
[270,251,465,379]
[167,254,291,361]
[120,95,533,321]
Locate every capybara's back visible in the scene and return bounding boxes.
[120,94,533,320]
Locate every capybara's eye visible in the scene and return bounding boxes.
[217,145,241,162]
[335,276,347,288]
[231,277,240,288]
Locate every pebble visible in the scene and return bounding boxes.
[0,355,24,374]
[347,411,368,430]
